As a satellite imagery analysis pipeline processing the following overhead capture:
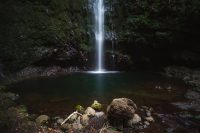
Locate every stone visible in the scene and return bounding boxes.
[85,107,96,116]
[77,116,81,124]
[144,121,150,126]
[36,115,49,125]
[107,98,137,120]
[146,111,151,117]
[128,114,141,126]
[57,118,64,124]
[61,123,71,130]
[72,123,83,130]
[185,90,200,100]
[53,116,61,120]
[143,124,148,129]
[172,102,200,112]
[91,100,102,110]
[69,114,78,122]
[141,106,149,111]
[5,92,19,101]
[95,111,105,118]
[81,114,89,126]
[76,105,85,113]
[145,116,154,122]
[179,112,193,118]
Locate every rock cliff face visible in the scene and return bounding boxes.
[104,0,200,69]
[0,0,200,72]
[0,0,90,72]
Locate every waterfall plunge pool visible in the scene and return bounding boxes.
[8,71,189,116]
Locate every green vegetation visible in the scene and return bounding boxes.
[108,0,200,44]
[76,105,85,113]
[0,0,89,71]
[91,100,102,110]
[0,0,200,72]
[106,0,200,66]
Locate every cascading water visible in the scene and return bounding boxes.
[87,0,118,74]
[94,0,105,72]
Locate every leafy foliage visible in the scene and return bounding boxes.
[0,0,200,71]
[106,0,200,66]
[0,0,89,71]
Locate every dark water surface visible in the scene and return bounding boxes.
[9,71,188,116]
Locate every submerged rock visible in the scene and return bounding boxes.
[172,102,200,112]
[156,113,199,133]
[185,90,200,100]
[36,115,49,125]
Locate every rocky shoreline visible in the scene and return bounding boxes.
[0,66,200,133]
[0,87,156,133]
[152,66,200,133]
[3,66,86,84]
[164,66,200,112]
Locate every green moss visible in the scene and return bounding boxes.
[76,105,85,113]
[0,0,89,71]
[91,100,102,111]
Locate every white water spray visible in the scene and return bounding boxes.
[94,0,105,72]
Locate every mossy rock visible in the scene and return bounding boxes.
[91,100,102,110]
[76,105,85,113]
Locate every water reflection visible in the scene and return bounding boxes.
[9,72,188,115]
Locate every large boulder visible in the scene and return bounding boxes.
[107,98,137,126]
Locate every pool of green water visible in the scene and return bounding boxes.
[9,71,188,116]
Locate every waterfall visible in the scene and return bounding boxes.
[93,0,105,72]
[88,0,118,74]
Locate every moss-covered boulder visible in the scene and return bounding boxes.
[76,105,85,114]
[91,100,102,111]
